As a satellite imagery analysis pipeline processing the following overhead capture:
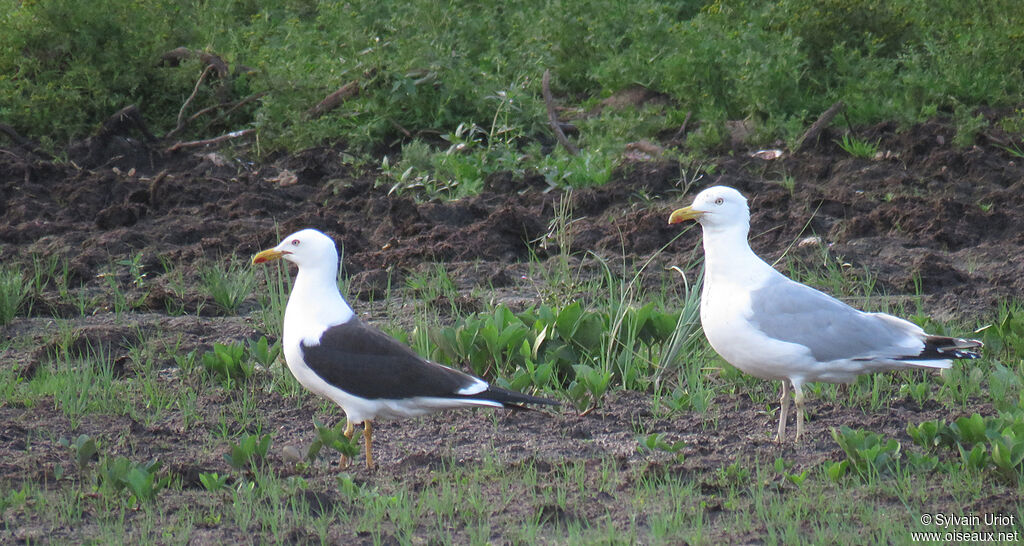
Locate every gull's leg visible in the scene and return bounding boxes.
[340,419,355,468]
[363,420,375,470]
[775,381,790,442]
[793,380,806,443]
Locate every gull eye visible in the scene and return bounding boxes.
[714,197,724,205]
[291,239,300,246]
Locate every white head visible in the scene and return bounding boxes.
[252,228,340,273]
[668,186,750,233]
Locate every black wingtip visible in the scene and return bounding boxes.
[476,387,560,408]
[903,335,984,361]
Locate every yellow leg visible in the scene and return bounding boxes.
[775,381,789,443]
[363,420,375,470]
[340,419,355,469]
[793,381,806,443]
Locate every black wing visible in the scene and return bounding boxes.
[301,319,486,401]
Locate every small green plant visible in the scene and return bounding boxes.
[988,364,1023,412]
[831,426,902,479]
[96,456,170,505]
[246,336,283,368]
[568,363,613,414]
[256,259,292,339]
[201,342,253,382]
[906,420,943,450]
[59,434,99,471]
[225,432,272,470]
[637,433,686,463]
[980,302,1024,359]
[822,460,849,483]
[200,258,257,314]
[199,472,229,492]
[835,133,880,159]
[0,266,28,325]
[898,380,931,407]
[777,173,796,194]
[504,356,555,393]
[990,429,1024,482]
[173,349,200,376]
[116,252,147,287]
[306,418,360,463]
[952,106,987,148]
[999,142,1024,158]
[773,457,810,486]
[712,461,751,489]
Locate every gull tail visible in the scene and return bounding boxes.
[898,335,984,363]
[468,387,560,409]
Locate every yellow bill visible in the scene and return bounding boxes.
[668,206,703,225]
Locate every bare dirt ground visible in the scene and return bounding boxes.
[1,115,1022,542]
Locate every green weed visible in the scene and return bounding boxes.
[225,432,272,471]
[836,133,880,158]
[908,411,1024,483]
[256,259,291,339]
[0,266,29,325]
[199,472,229,493]
[200,258,257,314]
[200,342,252,383]
[637,433,686,463]
[305,418,360,464]
[831,426,902,480]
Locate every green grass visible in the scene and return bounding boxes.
[2,240,1020,544]
[3,1,1024,535]
[0,266,28,325]
[200,257,258,314]
[4,0,1024,198]
[836,133,881,159]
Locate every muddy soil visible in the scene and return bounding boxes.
[1,117,1022,543]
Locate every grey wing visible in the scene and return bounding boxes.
[747,278,921,362]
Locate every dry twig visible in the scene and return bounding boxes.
[542,69,579,156]
[797,101,845,153]
[174,64,216,132]
[166,129,254,152]
[307,81,360,119]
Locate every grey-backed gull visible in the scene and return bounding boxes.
[668,186,982,442]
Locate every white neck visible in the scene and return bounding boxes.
[701,223,777,287]
[285,263,354,334]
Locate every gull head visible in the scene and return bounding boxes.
[668,186,750,231]
[252,228,339,271]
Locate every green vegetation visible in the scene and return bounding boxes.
[0,266,28,325]
[306,418,360,463]
[225,432,273,471]
[59,433,171,507]
[200,258,258,314]
[836,133,881,159]
[3,1,1024,542]
[1,278,1021,541]
[5,0,1024,197]
[200,341,252,383]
